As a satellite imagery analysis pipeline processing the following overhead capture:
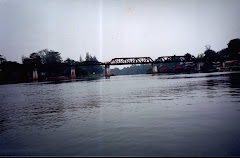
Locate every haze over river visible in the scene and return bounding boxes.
[0,72,240,156]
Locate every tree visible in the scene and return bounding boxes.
[83,52,103,74]
[111,64,151,75]
[45,51,62,63]
[79,55,83,62]
[22,51,42,68]
[203,45,219,62]
[30,53,42,66]
[197,53,204,59]
[218,48,230,60]
[38,49,48,64]
[228,38,240,60]
[64,58,76,65]
[184,53,195,61]
[85,52,91,61]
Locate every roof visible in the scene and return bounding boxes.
[159,64,169,70]
[174,65,184,69]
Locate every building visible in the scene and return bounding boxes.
[173,64,184,73]
[159,64,170,73]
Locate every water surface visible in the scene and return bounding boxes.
[0,72,240,156]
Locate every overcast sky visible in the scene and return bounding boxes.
[0,0,240,63]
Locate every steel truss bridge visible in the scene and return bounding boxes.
[77,55,196,66]
[31,55,200,80]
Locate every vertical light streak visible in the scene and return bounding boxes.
[98,0,103,62]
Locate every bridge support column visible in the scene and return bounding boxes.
[33,68,38,81]
[222,61,226,68]
[71,66,76,78]
[195,62,201,72]
[152,63,158,74]
[105,64,110,78]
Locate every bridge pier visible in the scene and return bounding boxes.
[105,64,110,78]
[71,66,76,78]
[222,61,226,68]
[195,62,201,71]
[195,62,204,72]
[152,63,158,74]
[33,68,38,81]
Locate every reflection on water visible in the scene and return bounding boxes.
[0,71,240,156]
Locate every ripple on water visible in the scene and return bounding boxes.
[1,72,240,156]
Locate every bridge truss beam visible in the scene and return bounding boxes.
[107,57,154,65]
[155,56,196,63]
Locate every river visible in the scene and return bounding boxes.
[0,71,240,156]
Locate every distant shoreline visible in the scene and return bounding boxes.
[1,69,239,85]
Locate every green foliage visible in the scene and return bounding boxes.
[111,68,121,75]
[0,61,32,83]
[30,53,42,65]
[22,52,42,68]
[228,39,240,60]
[82,52,103,75]
[41,62,65,77]
[197,53,204,59]
[21,49,103,79]
[197,39,240,61]
[64,58,76,65]
[218,48,230,60]
[38,49,48,64]
[79,55,84,62]
[204,48,219,62]
[111,64,151,75]
[85,52,91,61]
[45,51,62,63]
[22,49,62,65]
[13,37,240,81]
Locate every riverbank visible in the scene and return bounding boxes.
[1,67,240,85]
[0,74,103,85]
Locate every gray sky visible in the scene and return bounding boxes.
[0,0,240,63]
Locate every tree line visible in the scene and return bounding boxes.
[0,38,239,83]
[0,49,103,83]
[22,49,103,78]
[196,38,240,63]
